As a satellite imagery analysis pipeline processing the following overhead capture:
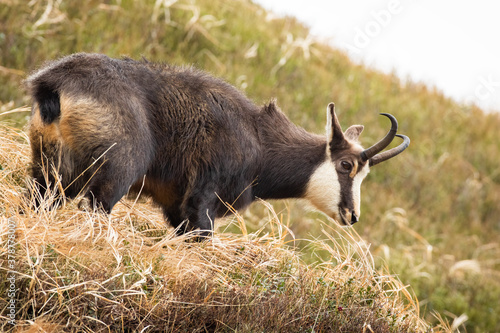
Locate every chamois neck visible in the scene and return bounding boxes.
[253,105,326,200]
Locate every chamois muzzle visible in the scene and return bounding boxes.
[360,113,410,166]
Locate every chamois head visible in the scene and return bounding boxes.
[306,103,410,226]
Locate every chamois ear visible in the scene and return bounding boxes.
[326,103,345,148]
[344,125,364,142]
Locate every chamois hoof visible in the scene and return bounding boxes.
[77,197,92,212]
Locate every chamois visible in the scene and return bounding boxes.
[26,53,409,237]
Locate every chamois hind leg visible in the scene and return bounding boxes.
[28,135,65,210]
[29,156,59,210]
[82,157,147,214]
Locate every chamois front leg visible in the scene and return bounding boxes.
[165,186,218,240]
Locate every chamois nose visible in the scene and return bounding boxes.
[350,211,359,224]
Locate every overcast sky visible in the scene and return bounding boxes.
[253,0,500,112]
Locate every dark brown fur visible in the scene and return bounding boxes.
[26,53,330,236]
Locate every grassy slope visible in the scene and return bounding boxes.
[1,0,499,331]
[0,124,431,332]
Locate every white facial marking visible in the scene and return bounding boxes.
[305,161,341,221]
[352,163,370,218]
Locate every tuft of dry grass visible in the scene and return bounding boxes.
[0,122,444,332]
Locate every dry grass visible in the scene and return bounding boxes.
[0,123,445,332]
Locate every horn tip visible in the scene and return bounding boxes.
[396,134,410,147]
[379,112,396,120]
[396,133,410,141]
[380,112,398,131]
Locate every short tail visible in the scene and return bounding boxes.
[30,81,61,124]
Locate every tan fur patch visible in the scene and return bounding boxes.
[58,93,122,153]
[29,104,61,145]
[349,161,358,179]
[59,94,100,151]
[58,94,75,148]
[131,177,179,208]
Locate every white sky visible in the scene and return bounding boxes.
[253,0,500,112]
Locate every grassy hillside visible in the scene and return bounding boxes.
[0,124,434,332]
[1,0,500,331]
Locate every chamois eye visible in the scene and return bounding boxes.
[341,161,352,171]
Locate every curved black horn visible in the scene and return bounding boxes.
[360,113,398,162]
[369,134,410,166]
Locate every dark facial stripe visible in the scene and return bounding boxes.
[338,175,354,217]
